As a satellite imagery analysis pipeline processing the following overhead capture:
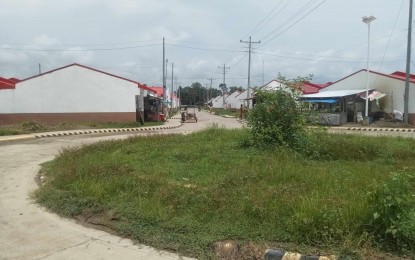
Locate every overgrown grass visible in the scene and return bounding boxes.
[0,120,164,136]
[0,128,20,136]
[34,128,415,259]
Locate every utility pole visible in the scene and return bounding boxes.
[218,64,230,105]
[38,63,41,75]
[240,36,261,108]
[174,77,179,107]
[178,84,181,107]
[171,62,174,112]
[404,0,413,124]
[162,37,166,102]
[204,83,210,103]
[207,77,214,101]
[165,58,168,108]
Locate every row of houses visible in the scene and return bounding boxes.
[208,80,332,110]
[0,63,179,125]
[208,69,415,125]
[1,63,414,126]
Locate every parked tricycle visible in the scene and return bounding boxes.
[181,106,198,123]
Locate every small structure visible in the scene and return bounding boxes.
[301,69,415,125]
[223,91,242,109]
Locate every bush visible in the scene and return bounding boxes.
[21,120,46,133]
[367,172,415,251]
[246,75,310,149]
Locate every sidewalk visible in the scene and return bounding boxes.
[0,119,183,143]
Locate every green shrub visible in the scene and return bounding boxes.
[246,75,311,149]
[367,172,415,251]
[21,120,46,133]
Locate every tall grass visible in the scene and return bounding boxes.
[34,128,415,258]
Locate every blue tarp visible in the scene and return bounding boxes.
[302,99,337,103]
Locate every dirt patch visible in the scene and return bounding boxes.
[74,209,123,237]
[213,240,266,260]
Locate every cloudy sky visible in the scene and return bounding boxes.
[0,0,412,91]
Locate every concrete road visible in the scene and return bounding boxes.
[0,111,242,260]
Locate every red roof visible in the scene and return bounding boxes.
[8,78,21,83]
[20,63,156,94]
[389,71,415,83]
[302,82,320,94]
[301,81,331,94]
[0,77,16,89]
[148,86,163,97]
[330,69,415,85]
[314,83,332,88]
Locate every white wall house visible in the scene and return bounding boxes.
[224,91,242,109]
[211,94,228,108]
[236,88,256,108]
[303,69,415,125]
[0,63,156,125]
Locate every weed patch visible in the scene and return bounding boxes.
[34,128,415,259]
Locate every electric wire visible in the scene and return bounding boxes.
[376,0,405,73]
[260,0,319,42]
[0,43,161,52]
[243,0,291,38]
[0,38,162,47]
[259,0,328,47]
[166,43,243,53]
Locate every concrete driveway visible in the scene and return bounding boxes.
[0,111,242,260]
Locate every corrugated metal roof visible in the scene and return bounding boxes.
[302,89,370,98]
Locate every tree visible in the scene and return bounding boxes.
[209,88,222,99]
[179,82,206,106]
[178,82,227,105]
[229,86,244,93]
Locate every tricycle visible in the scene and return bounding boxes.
[181,106,198,123]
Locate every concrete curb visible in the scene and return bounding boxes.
[0,134,36,143]
[334,126,415,132]
[238,119,415,132]
[0,121,183,142]
[264,249,337,260]
[33,122,183,138]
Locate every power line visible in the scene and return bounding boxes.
[167,39,241,48]
[228,53,248,71]
[243,0,290,38]
[165,44,243,53]
[0,43,161,52]
[259,0,328,47]
[260,0,319,42]
[376,0,405,73]
[0,38,161,47]
[256,51,404,63]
